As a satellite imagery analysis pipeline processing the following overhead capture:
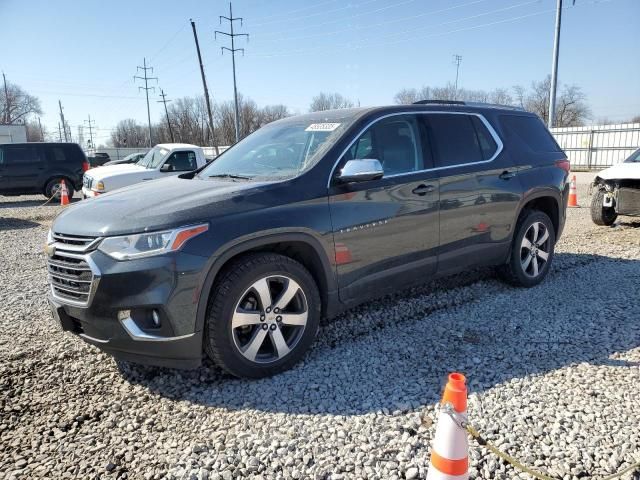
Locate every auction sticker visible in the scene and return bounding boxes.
[305,123,341,132]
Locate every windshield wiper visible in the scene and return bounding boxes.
[208,173,252,180]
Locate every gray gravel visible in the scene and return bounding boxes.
[1,176,639,480]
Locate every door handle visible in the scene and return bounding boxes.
[499,171,516,180]
[412,184,435,196]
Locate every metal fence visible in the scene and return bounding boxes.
[551,123,640,171]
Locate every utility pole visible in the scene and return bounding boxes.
[215,2,249,144]
[84,115,96,150]
[134,58,158,147]
[37,117,44,141]
[57,123,63,142]
[191,19,219,155]
[157,89,175,143]
[453,54,462,99]
[2,72,9,124]
[58,100,69,142]
[548,0,565,128]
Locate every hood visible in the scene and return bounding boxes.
[595,162,640,181]
[86,164,147,180]
[53,175,274,237]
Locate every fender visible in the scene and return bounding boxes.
[194,229,338,333]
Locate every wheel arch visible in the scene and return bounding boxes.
[514,190,561,237]
[195,232,338,334]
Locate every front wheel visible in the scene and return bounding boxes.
[204,253,321,378]
[44,178,73,199]
[590,189,617,226]
[498,210,556,288]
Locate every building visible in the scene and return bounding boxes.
[0,125,27,143]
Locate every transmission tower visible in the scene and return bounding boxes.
[134,58,158,147]
[453,54,462,99]
[215,2,249,143]
[84,115,96,150]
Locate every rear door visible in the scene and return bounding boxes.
[426,112,518,274]
[0,144,45,193]
[328,113,440,302]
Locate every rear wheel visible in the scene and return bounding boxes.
[44,178,73,200]
[498,210,555,287]
[590,189,617,226]
[204,253,321,378]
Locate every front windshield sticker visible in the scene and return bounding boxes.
[305,123,341,132]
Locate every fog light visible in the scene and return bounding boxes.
[117,310,131,321]
[151,310,161,327]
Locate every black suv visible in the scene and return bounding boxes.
[46,103,569,378]
[88,152,111,167]
[0,142,88,198]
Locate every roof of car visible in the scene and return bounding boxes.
[155,143,200,149]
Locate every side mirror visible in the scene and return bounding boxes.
[160,163,173,172]
[337,159,384,183]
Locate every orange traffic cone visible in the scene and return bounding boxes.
[568,175,578,207]
[60,179,70,206]
[426,373,469,480]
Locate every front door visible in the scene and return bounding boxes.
[328,114,440,302]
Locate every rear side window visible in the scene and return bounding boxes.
[500,115,561,152]
[428,114,485,167]
[471,116,498,160]
[2,145,43,164]
[52,147,67,162]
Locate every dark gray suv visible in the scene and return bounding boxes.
[46,102,570,378]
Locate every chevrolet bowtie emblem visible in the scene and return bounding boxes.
[44,244,56,257]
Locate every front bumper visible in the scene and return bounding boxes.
[48,247,209,369]
[81,186,102,199]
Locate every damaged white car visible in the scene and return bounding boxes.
[590,148,640,225]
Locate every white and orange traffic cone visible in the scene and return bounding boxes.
[60,179,70,206]
[426,373,469,480]
[567,175,578,207]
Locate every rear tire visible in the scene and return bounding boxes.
[590,189,617,226]
[204,253,321,378]
[498,210,556,288]
[44,178,73,200]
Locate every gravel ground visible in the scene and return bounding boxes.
[1,174,639,480]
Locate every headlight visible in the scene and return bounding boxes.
[98,224,208,260]
[94,181,105,192]
[46,229,54,245]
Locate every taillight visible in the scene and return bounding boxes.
[555,159,570,173]
[82,161,90,172]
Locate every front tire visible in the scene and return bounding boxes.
[204,253,321,378]
[590,189,617,226]
[499,210,556,287]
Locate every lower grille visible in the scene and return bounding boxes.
[48,251,97,306]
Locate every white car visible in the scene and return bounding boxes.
[82,143,208,198]
[590,148,640,225]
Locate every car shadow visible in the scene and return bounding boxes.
[120,252,640,415]
[0,217,42,231]
[0,196,80,209]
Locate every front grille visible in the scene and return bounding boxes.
[47,234,100,306]
[82,175,92,189]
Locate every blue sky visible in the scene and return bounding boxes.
[1,0,638,146]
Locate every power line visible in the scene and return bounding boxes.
[215,2,249,144]
[252,0,340,22]
[251,0,382,27]
[157,88,175,143]
[134,57,158,147]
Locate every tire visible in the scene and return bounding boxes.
[204,253,321,378]
[44,177,73,200]
[498,210,556,288]
[590,189,617,226]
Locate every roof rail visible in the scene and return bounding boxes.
[412,100,465,105]
[412,99,525,111]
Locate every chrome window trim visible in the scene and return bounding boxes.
[48,248,101,307]
[327,110,504,188]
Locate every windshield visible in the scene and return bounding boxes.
[137,146,169,168]
[624,148,640,163]
[198,117,355,180]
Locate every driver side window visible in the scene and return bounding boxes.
[343,115,422,177]
[163,151,197,172]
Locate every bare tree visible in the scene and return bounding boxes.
[260,104,290,125]
[393,87,432,105]
[110,119,147,147]
[0,81,42,125]
[309,92,354,112]
[631,115,640,124]
[25,119,46,142]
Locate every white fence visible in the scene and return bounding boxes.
[551,123,640,170]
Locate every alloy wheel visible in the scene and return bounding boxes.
[231,275,308,364]
[520,221,550,277]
